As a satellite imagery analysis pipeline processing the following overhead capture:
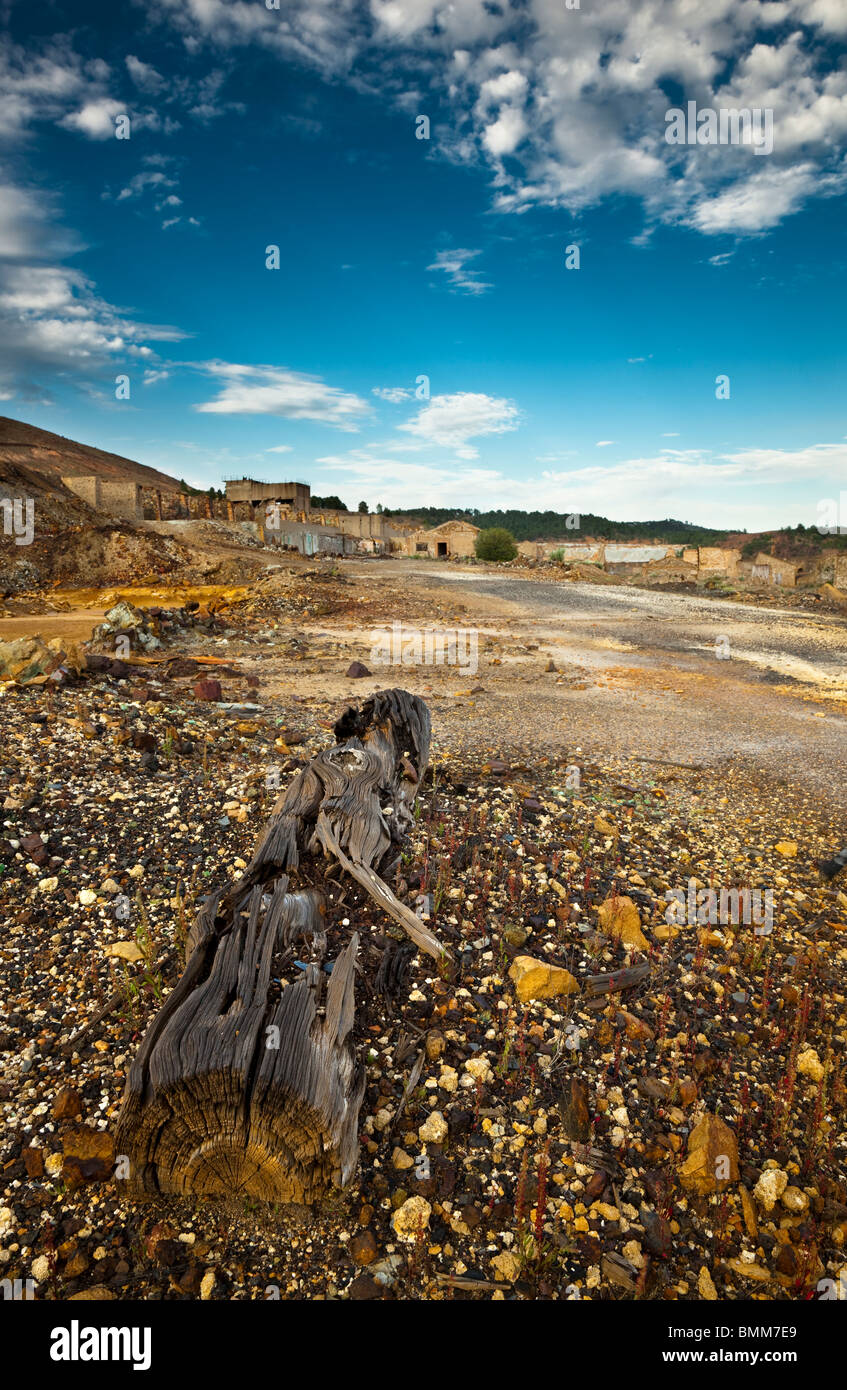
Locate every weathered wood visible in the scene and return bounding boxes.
[116,689,441,1203]
[585,961,651,997]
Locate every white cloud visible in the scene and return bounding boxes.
[139,0,847,236]
[194,362,370,428]
[266,443,293,453]
[126,55,165,93]
[596,440,615,447]
[313,439,847,528]
[59,98,125,139]
[427,247,492,295]
[0,182,185,397]
[398,391,519,457]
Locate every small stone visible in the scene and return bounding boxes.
[52,1087,83,1120]
[781,1186,809,1214]
[596,895,649,950]
[200,1270,216,1300]
[491,1250,521,1283]
[392,1147,414,1170]
[678,1113,739,1194]
[698,1266,718,1300]
[418,1111,448,1144]
[797,1048,824,1084]
[725,1258,771,1283]
[392,1196,431,1242]
[105,941,144,963]
[508,955,580,1004]
[754,1168,788,1213]
[350,1230,379,1266]
[193,678,222,702]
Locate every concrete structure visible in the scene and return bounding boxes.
[225,478,311,514]
[314,509,411,553]
[264,517,355,556]
[751,552,798,587]
[62,475,143,521]
[604,543,677,571]
[518,540,604,563]
[405,519,480,558]
[686,546,741,579]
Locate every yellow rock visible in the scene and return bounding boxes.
[679,1112,739,1194]
[594,815,617,835]
[591,1202,620,1222]
[698,1266,718,1300]
[491,1251,521,1283]
[725,1259,771,1283]
[508,955,580,1004]
[739,1185,758,1239]
[105,941,144,963]
[797,1047,824,1083]
[775,841,797,858]
[597,895,649,950]
[392,1196,431,1242]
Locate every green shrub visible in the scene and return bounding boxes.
[475,527,517,562]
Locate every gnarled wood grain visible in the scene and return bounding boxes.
[116,688,441,1203]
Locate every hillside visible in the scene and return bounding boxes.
[0,415,185,495]
[385,506,732,546]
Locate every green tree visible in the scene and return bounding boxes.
[358,500,369,514]
[475,526,517,562]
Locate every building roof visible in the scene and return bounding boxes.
[416,519,481,536]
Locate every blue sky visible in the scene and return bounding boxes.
[1,0,846,527]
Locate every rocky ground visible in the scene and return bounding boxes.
[1,561,846,1301]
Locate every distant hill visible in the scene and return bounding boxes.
[383,507,731,546]
[0,415,185,495]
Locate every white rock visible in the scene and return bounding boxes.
[754,1168,788,1213]
[418,1111,448,1144]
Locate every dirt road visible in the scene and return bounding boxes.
[339,562,847,807]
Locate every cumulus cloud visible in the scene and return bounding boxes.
[398,391,519,458]
[138,0,847,236]
[194,362,371,428]
[0,181,185,398]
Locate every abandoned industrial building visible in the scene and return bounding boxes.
[49,468,845,586]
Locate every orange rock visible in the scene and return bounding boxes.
[597,895,649,950]
[678,1113,739,1194]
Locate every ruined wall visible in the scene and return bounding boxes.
[605,543,675,568]
[225,479,311,512]
[61,476,142,520]
[697,547,740,578]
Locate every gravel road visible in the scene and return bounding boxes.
[388,566,847,808]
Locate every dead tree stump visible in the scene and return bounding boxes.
[116,689,443,1203]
